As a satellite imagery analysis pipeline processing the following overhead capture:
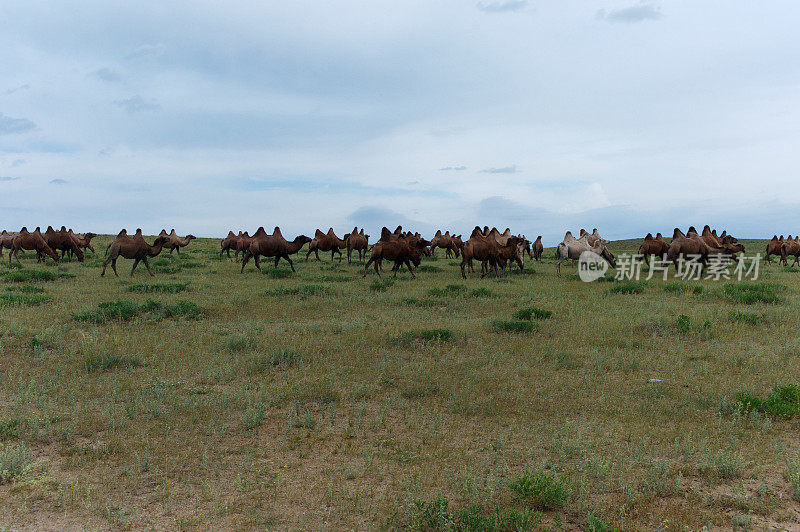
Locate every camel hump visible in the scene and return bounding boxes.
[435,230,442,236]
[687,226,697,234]
[380,227,392,240]
[359,228,364,235]
[272,226,283,237]
[771,235,778,240]
[253,227,266,237]
[644,233,653,240]
[564,231,573,239]
[135,228,142,234]
[580,228,587,236]
[170,229,176,235]
[352,226,358,234]
[227,231,235,237]
[315,229,325,238]
[780,235,785,240]
[60,225,67,232]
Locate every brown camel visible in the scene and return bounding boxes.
[43,226,84,262]
[220,231,239,259]
[343,227,369,263]
[306,228,346,262]
[66,230,97,260]
[0,230,16,257]
[10,227,60,264]
[766,235,784,263]
[781,236,800,266]
[233,231,253,259]
[531,235,543,261]
[638,233,669,265]
[430,230,460,258]
[461,226,522,279]
[101,230,169,277]
[363,228,431,278]
[161,229,196,256]
[241,227,312,273]
[665,227,726,268]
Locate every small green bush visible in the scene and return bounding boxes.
[736,385,800,418]
[609,281,645,294]
[84,352,142,372]
[0,443,32,484]
[369,279,395,292]
[729,311,763,325]
[513,307,552,321]
[509,469,570,510]
[393,328,455,345]
[3,269,73,282]
[263,267,293,279]
[126,283,188,293]
[5,284,44,293]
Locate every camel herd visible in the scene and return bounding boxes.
[0,223,789,278]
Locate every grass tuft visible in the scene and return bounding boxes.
[84,351,142,372]
[492,320,537,333]
[736,385,800,418]
[509,469,570,510]
[513,307,552,321]
[126,283,188,293]
[723,282,782,304]
[609,281,646,294]
[0,293,51,306]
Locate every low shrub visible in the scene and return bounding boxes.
[509,469,570,510]
[736,385,800,418]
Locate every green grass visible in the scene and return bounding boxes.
[0,443,31,485]
[263,267,293,279]
[1,234,799,529]
[492,319,537,332]
[608,281,646,294]
[512,306,552,320]
[126,282,188,293]
[723,282,782,304]
[3,269,74,282]
[0,293,51,306]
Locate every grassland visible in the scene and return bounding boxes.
[1,236,799,530]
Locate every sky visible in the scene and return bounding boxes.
[2,1,800,243]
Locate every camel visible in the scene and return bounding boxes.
[490,235,526,273]
[460,227,523,279]
[531,236,543,261]
[101,230,169,277]
[781,236,800,266]
[430,230,460,258]
[306,228,346,262]
[0,230,16,257]
[343,227,369,263]
[220,231,240,259]
[638,233,669,265]
[363,228,430,278]
[233,231,253,259]
[766,235,784,263]
[10,227,60,264]
[240,227,312,273]
[43,226,84,262]
[65,230,97,260]
[579,228,607,247]
[555,231,616,276]
[161,229,196,256]
[665,227,728,268]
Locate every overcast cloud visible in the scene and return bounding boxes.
[1,1,799,243]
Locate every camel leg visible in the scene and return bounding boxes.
[556,258,563,276]
[283,254,296,272]
[254,254,261,272]
[240,251,252,273]
[363,256,375,277]
[143,257,154,276]
[176,247,180,257]
[111,259,119,277]
[130,258,141,276]
[347,248,351,264]
[460,260,467,279]
[405,259,416,278]
[331,249,336,262]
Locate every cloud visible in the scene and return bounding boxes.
[49,178,68,184]
[480,165,517,174]
[113,95,160,113]
[93,68,121,82]
[5,84,30,95]
[439,165,467,171]
[0,114,36,135]
[346,206,433,235]
[0,176,20,181]
[477,1,528,13]
[125,43,165,61]
[11,159,25,167]
[596,4,662,23]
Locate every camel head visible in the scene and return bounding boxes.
[599,245,617,269]
[294,235,313,246]
[153,235,170,247]
[186,235,196,241]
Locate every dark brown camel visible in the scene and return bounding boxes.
[44,226,84,262]
[665,227,726,268]
[363,228,430,278]
[306,228,346,262]
[101,230,169,277]
[66,230,97,260]
[460,226,520,279]
[10,227,60,264]
[343,227,369,263]
[233,231,253,259]
[781,236,800,266]
[241,227,312,272]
